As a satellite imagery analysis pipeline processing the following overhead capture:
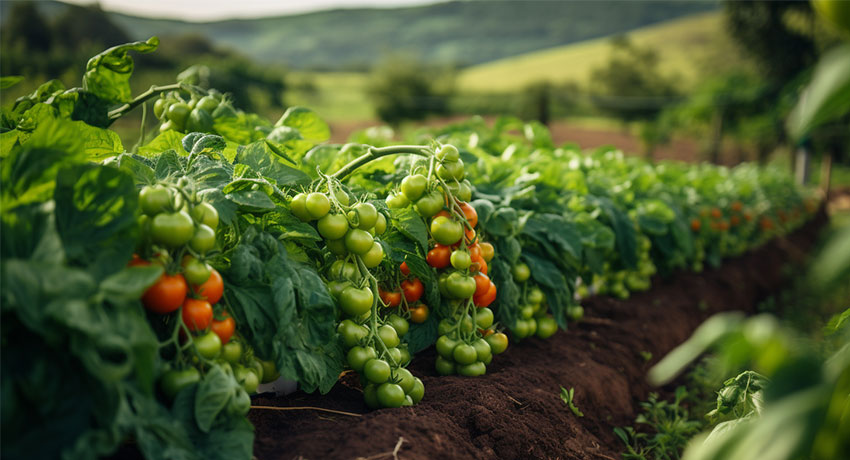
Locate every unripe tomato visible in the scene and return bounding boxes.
[436,144,459,162]
[352,202,378,229]
[191,202,219,229]
[486,332,509,354]
[527,287,544,305]
[436,160,464,181]
[167,103,191,129]
[339,286,373,316]
[190,224,216,253]
[364,359,391,384]
[452,343,477,365]
[195,95,219,113]
[338,319,368,348]
[153,98,169,119]
[401,174,428,201]
[346,345,376,372]
[512,263,531,282]
[472,338,492,362]
[535,316,558,339]
[305,192,331,219]
[363,383,380,409]
[457,180,473,202]
[317,213,350,240]
[159,367,200,400]
[194,331,222,359]
[430,216,463,246]
[260,360,280,383]
[143,273,187,314]
[344,228,374,255]
[457,361,486,377]
[450,250,472,270]
[221,340,242,363]
[479,242,495,262]
[408,377,425,403]
[475,307,494,329]
[376,382,405,408]
[377,324,400,348]
[235,366,259,394]
[182,256,211,285]
[374,213,387,235]
[386,314,409,337]
[151,211,195,248]
[361,241,384,268]
[386,192,410,209]
[326,238,348,256]
[395,367,415,394]
[415,192,444,217]
[140,185,172,216]
[435,335,458,359]
[290,193,312,221]
[445,272,476,299]
[434,355,456,375]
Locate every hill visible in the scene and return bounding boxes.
[457,11,752,92]
[10,0,718,71]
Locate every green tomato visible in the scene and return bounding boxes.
[339,286,374,316]
[377,324,400,348]
[352,203,378,229]
[190,224,216,253]
[182,256,211,285]
[436,160,464,181]
[346,345,376,372]
[535,316,558,339]
[194,331,222,359]
[326,238,348,256]
[344,228,374,255]
[186,108,214,133]
[457,361,486,377]
[196,95,219,112]
[386,314,409,337]
[167,102,191,129]
[259,359,279,383]
[153,98,169,119]
[434,355,456,376]
[376,383,405,408]
[408,377,425,403]
[415,191,444,218]
[191,202,219,229]
[151,211,195,248]
[235,366,259,394]
[317,213,350,240]
[446,272,477,299]
[520,305,534,319]
[374,213,387,235]
[397,347,411,366]
[486,332,509,354]
[306,192,331,219]
[472,338,492,362]
[435,335,458,359]
[328,260,359,281]
[140,185,172,215]
[430,216,463,246]
[363,383,380,409]
[401,174,428,202]
[437,319,453,336]
[159,367,200,400]
[386,347,402,364]
[512,263,531,282]
[452,343,478,365]
[227,386,251,416]
[525,318,537,336]
[567,305,584,322]
[395,367,415,394]
[475,307,494,329]
[221,341,242,364]
[364,359,391,384]
[290,193,312,221]
[527,287,544,305]
[327,280,352,299]
[160,120,175,132]
[450,250,472,270]
[402,395,414,407]
[337,319,368,348]
[334,189,350,206]
[461,314,475,333]
[386,192,410,209]
[248,358,265,384]
[457,180,473,202]
[361,242,384,268]
[436,145,459,162]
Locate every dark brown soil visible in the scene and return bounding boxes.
[249,210,828,460]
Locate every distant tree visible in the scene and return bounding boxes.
[368,55,454,125]
[1,2,52,52]
[53,3,131,50]
[724,1,817,84]
[588,36,680,124]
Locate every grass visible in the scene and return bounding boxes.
[457,11,752,92]
[286,72,373,122]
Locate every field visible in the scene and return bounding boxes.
[2,6,849,460]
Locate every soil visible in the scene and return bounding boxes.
[248,210,828,460]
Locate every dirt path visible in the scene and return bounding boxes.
[248,211,827,460]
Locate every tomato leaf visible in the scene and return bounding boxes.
[275,106,330,143]
[193,365,234,433]
[234,141,310,187]
[100,265,164,303]
[83,37,159,104]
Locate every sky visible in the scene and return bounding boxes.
[60,0,439,21]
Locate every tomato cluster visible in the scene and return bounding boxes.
[154,89,233,134]
[388,144,507,377]
[295,183,424,408]
[135,179,277,399]
[507,265,560,340]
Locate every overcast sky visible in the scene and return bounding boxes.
[61,0,439,21]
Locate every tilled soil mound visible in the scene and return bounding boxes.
[250,211,827,460]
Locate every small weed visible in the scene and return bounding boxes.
[559,386,584,417]
[639,351,653,362]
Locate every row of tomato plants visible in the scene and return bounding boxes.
[0,38,819,460]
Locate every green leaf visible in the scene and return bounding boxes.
[193,365,234,433]
[182,133,226,155]
[100,265,164,303]
[53,164,139,280]
[155,150,186,179]
[1,76,24,89]
[173,385,253,460]
[116,153,157,184]
[83,37,159,104]
[275,106,330,143]
[391,206,429,252]
[788,44,850,140]
[234,142,311,187]
[225,189,276,211]
[138,131,189,157]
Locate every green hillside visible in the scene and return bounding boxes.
[103,0,717,70]
[457,11,752,92]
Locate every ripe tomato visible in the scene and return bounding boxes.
[464,228,476,245]
[731,201,743,212]
[143,273,187,314]
[730,215,740,227]
[427,244,451,268]
[479,242,495,262]
[690,218,701,232]
[474,282,497,308]
[710,208,722,219]
[473,273,490,297]
[379,288,402,307]
[472,257,489,275]
[182,298,213,332]
[401,278,424,302]
[193,268,223,304]
[458,202,478,228]
[400,261,410,276]
[211,311,236,344]
[409,304,429,323]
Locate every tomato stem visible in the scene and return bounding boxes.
[107,83,183,123]
[331,145,431,181]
